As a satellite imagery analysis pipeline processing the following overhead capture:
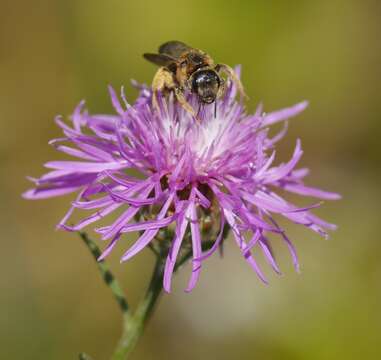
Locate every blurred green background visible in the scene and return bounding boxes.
[1,0,380,359]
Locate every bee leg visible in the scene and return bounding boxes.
[215,63,248,99]
[152,90,160,114]
[151,67,175,113]
[217,78,226,99]
[174,87,200,121]
[215,80,226,118]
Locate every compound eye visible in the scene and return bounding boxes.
[191,76,199,93]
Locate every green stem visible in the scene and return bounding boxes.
[79,232,131,316]
[79,232,218,360]
[111,255,165,360]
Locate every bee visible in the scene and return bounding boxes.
[143,41,246,119]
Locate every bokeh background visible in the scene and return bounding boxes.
[1,1,380,359]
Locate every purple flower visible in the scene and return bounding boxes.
[24,73,340,292]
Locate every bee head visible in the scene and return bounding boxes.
[191,69,220,104]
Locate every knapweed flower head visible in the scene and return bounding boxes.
[24,70,340,292]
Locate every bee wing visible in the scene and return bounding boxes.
[158,41,191,58]
[143,53,177,67]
